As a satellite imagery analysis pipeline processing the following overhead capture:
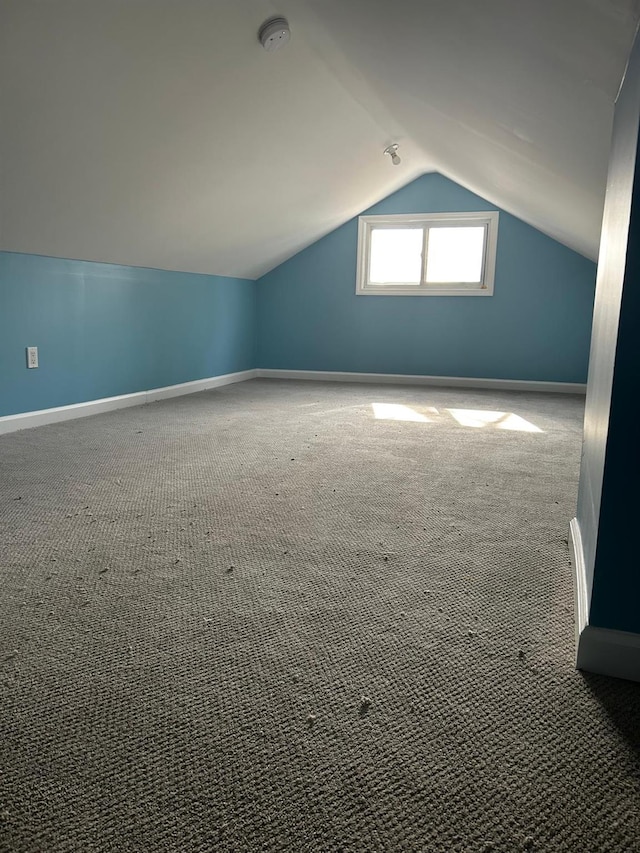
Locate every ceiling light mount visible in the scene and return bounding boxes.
[384,144,401,166]
[258,17,291,52]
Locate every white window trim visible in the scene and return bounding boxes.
[355,211,499,296]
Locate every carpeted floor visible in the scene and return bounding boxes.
[1,379,639,853]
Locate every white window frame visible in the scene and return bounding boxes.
[356,211,499,296]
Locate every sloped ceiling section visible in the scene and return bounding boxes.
[1,0,639,278]
[282,0,640,262]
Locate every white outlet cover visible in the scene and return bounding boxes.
[26,346,38,368]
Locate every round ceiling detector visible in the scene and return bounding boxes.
[259,17,291,52]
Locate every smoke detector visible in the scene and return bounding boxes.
[259,17,291,52]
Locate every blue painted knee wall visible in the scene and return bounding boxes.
[257,174,596,382]
[0,252,257,417]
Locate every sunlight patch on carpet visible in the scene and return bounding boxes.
[447,409,543,432]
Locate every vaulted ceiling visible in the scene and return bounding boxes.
[1,0,639,278]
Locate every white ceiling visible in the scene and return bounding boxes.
[1,0,639,278]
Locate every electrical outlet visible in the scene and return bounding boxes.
[26,346,39,368]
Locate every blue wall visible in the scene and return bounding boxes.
[0,252,256,417]
[257,174,596,382]
[1,174,597,420]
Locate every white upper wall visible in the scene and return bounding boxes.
[1,0,638,278]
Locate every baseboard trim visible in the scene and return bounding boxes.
[569,518,589,640]
[576,625,640,683]
[0,369,258,435]
[256,369,586,394]
[569,517,640,683]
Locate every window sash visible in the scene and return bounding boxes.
[357,212,498,297]
[366,223,489,288]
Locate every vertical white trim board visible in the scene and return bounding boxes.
[569,517,640,683]
[569,518,590,643]
[0,369,258,435]
[257,369,586,394]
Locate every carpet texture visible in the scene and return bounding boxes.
[0,379,638,853]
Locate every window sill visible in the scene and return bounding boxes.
[356,287,494,297]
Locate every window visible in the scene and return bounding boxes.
[356,211,499,296]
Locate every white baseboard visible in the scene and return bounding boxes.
[576,624,640,683]
[0,369,258,435]
[569,518,590,641]
[569,517,640,683]
[257,369,586,395]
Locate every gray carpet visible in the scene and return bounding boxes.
[0,379,638,853]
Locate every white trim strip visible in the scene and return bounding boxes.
[569,517,589,642]
[257,369,586,395]
[0,369,258,435]
[570,516,640,683]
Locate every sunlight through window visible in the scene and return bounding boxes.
[369,229,422,284]
[447,409,542,432]
[372,403,432,422]
[426,227,484,283]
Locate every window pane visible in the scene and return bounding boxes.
[369,228,422,284]
[425,226,485,283]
